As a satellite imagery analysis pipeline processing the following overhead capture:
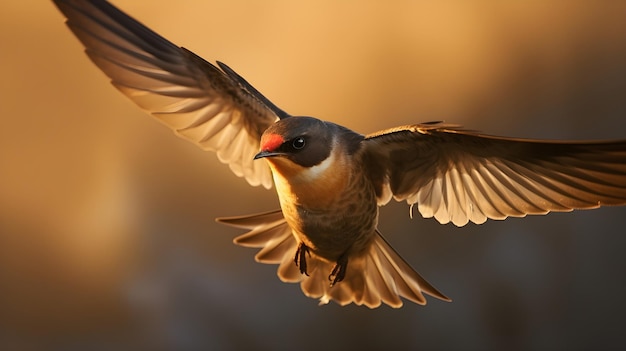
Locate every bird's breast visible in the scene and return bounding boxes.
[268,153,379,261]
[270,151,348,209]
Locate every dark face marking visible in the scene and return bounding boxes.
[259,117,332,168]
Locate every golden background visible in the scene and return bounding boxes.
[1,1,626,349]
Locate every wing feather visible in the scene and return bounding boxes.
[364,123,626,226]
[53,0,290,188]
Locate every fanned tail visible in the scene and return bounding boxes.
[217,209,301,282]
[302,229,450,308]
[217,211,450,308]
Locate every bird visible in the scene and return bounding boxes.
[52,0,626,308]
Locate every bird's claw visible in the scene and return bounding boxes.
[294,242,310,276]
[329,255,348,287]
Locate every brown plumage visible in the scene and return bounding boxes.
[53,0,626,308]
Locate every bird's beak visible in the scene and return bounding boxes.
[254,150,286,160]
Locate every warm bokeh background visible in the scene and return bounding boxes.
[2,1,626,350]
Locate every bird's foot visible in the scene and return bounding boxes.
[328,254,348,287]
[294,242,310,276]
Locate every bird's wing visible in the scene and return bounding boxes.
[53,0,291,188]
[363,122,626,226]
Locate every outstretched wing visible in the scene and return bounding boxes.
[53,0,291,188]
[363,122,626,226]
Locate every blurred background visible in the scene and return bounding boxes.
[2,1,626,350]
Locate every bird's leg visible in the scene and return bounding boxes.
[328,253,348,287]
[294,242,310,276]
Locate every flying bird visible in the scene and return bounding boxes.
[53,0,626,308]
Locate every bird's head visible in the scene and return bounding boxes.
[254,117,333,173]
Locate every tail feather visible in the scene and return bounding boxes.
[217,209,285,228]
[277,251,301,282]
[300,259,332,298]
[217,210,451,308]
[218,210,300,282]
[365,247,404,306]
[371,230,451,304]
[255,231,295,264]
[218,209,287,248]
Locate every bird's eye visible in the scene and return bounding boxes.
[292,137,306,150]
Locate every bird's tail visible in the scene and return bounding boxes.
[217,209,303,282]
[217,211,451,308]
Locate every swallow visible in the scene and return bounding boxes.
[53,0,626,308]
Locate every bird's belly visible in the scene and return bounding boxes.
[279,176,379,262]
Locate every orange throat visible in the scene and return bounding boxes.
[266,151,349,209]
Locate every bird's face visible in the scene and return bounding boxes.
[255,117,354,210]
[254,117,334,179]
